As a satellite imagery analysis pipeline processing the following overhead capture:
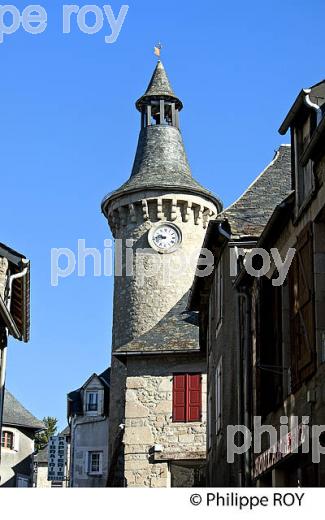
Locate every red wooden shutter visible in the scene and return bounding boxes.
[187,374,202,422]
[173,374,186,422]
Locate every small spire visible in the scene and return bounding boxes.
[135,61,183,111]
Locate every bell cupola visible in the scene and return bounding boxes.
[136,60,183,129]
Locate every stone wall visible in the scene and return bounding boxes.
[123,355,206,487]
[109,191,217,349]
[106,190,217,479]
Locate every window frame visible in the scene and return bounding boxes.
[294,119,315,213]
[88,451,103,476]
[1,430,14,450]
[85,391,99,414]
[172,373,202,423]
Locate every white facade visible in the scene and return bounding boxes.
[68,372,110,487]
[0,425,35,487]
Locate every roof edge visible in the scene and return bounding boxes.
[101,184,222,217]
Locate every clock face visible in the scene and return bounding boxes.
[149,223,182,253]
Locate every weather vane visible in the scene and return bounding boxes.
[154,42,162,58]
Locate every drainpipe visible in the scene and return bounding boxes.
[6,266,29,312]
[218,223,231,241]
[0,266,28,463]
[304,92,322,126]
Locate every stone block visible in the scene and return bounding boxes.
[155,400,171,414]
[125,401,149,418]
[190,425,204,433]
[125,460,149,471]
[125,471,135,485]
[178,434,194,444]
[127,377,147,389]
[150,478,167,487]
[158,378,172,392]
[125,389,137,401]
[124,426,154,445]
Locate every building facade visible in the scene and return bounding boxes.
[244,80,325,486]
[67,369,110,487]
[191,79,325,487]
[0,390,44,487]
[189,145,292,486]
[102,61,222,487]
[0,243,30,444]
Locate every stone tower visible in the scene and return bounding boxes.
[102,61,222,487]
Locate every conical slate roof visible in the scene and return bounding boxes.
[3,390,45,431]
[136,61,183,110]
[104,125,221,208]
[102,62,222,213]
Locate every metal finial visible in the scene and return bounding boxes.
[154,42,162,57]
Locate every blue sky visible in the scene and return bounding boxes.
[2,0,325,430]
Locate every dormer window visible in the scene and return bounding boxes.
[86,391,98,413]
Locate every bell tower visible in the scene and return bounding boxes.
[102,61,222,486]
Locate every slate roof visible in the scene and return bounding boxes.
[98,368,111,387]
[3,390,45,431]
[114,292,200,356]
[136,60,182,110]
[221,145,292,238]
[104,125,222,209]
[34,445,48,463]
[102,62,223,212]
[60,425,70,436]
[67,368,111,416]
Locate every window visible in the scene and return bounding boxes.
[86,391,98,413]
[1,431,14,450]
[257,278,284,418]
[173,374,202,422]
[294,118,314,209]
[215,358,222,435]
[88,451,103,475]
